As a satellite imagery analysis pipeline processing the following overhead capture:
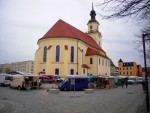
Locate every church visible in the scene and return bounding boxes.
[34,4,111,76]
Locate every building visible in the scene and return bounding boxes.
[34,4,111,76]
[142,67,150,77]
[0,60,34,74]
[110,60,116,76]
[118,59,143,76]
[0,64,11,73]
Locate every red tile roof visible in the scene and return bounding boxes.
[85,48,110,59]
[82,64,90,69]
[39,19,104,51]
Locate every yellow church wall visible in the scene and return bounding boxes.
[35,36,111,76]
[88,22,99,32]
[97,57,110,76]
[35,38,90,76]
[88,32,102,47]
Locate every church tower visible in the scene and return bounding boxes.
[87,3,102,47]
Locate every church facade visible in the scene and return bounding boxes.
[34,5,111,76]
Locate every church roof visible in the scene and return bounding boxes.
[85,48,110,59]
[39,19,104,51]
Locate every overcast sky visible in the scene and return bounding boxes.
[0,0,145,66]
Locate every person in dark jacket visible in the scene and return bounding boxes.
[142,80,146,93]
[121,79,125,88]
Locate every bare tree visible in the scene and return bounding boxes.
[97,0,150,21]
[97,0,150,59]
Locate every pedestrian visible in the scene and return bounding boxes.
[125,78,128,88]
[142,80,146,93]
[121,79,125,88]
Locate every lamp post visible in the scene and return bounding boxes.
[142,33,150,111]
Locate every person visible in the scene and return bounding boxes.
[125,78,128,88]
[121,79,125,88]
[142,80,146,93]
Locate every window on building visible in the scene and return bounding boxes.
[56,45,60,62]
[70,69,74,75]
[130,67,132,70]
[43,46,47,62]
[90,58,93,64]
[55,68,59,75]
[83,69,85,74]
[90,25,92,30]
[43,69,45,72]
[130,72,132,75]
[102,59,104,66]
[106,60,107,66]
[99,58,100,65]
[82,49,84,65]
[70,46,74,62]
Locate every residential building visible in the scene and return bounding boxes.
[0,60,34,74]
[0,64,11,73]
[34,4,111,76]
[118,59,143,76]
[142,67,150,77]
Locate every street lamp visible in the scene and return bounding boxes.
[142,33,150,111]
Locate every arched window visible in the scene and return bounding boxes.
[56,45,60,62]
[43,46,47,62]
[70,46,74,62]
[99,58,101,65]
[90,57,93,64]
[90,25,92,30]
[82,49,84,64]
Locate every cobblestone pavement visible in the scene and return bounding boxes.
[0,84,148,113]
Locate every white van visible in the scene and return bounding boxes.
[128,76,139,85]
[9,74,40,90]
[0,74,10,86]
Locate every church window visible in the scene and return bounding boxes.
[56,45,60,62]
[102,59,104,66]
[99,58,100,65]
[70,69,74,75]
[55,68,59,75]
[70,46,74,62]
[43,46,47,62]
[82,49,84,64]
[90,57,93,64]
[90,25,92,30]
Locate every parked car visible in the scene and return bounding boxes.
[138,77,144,84]
[128,76,139,85]
[58,75,89,91]
[39,74,62,83]
[0,73,10,86]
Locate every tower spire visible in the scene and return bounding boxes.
[92,2,94,10]
[90,3,96,21]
